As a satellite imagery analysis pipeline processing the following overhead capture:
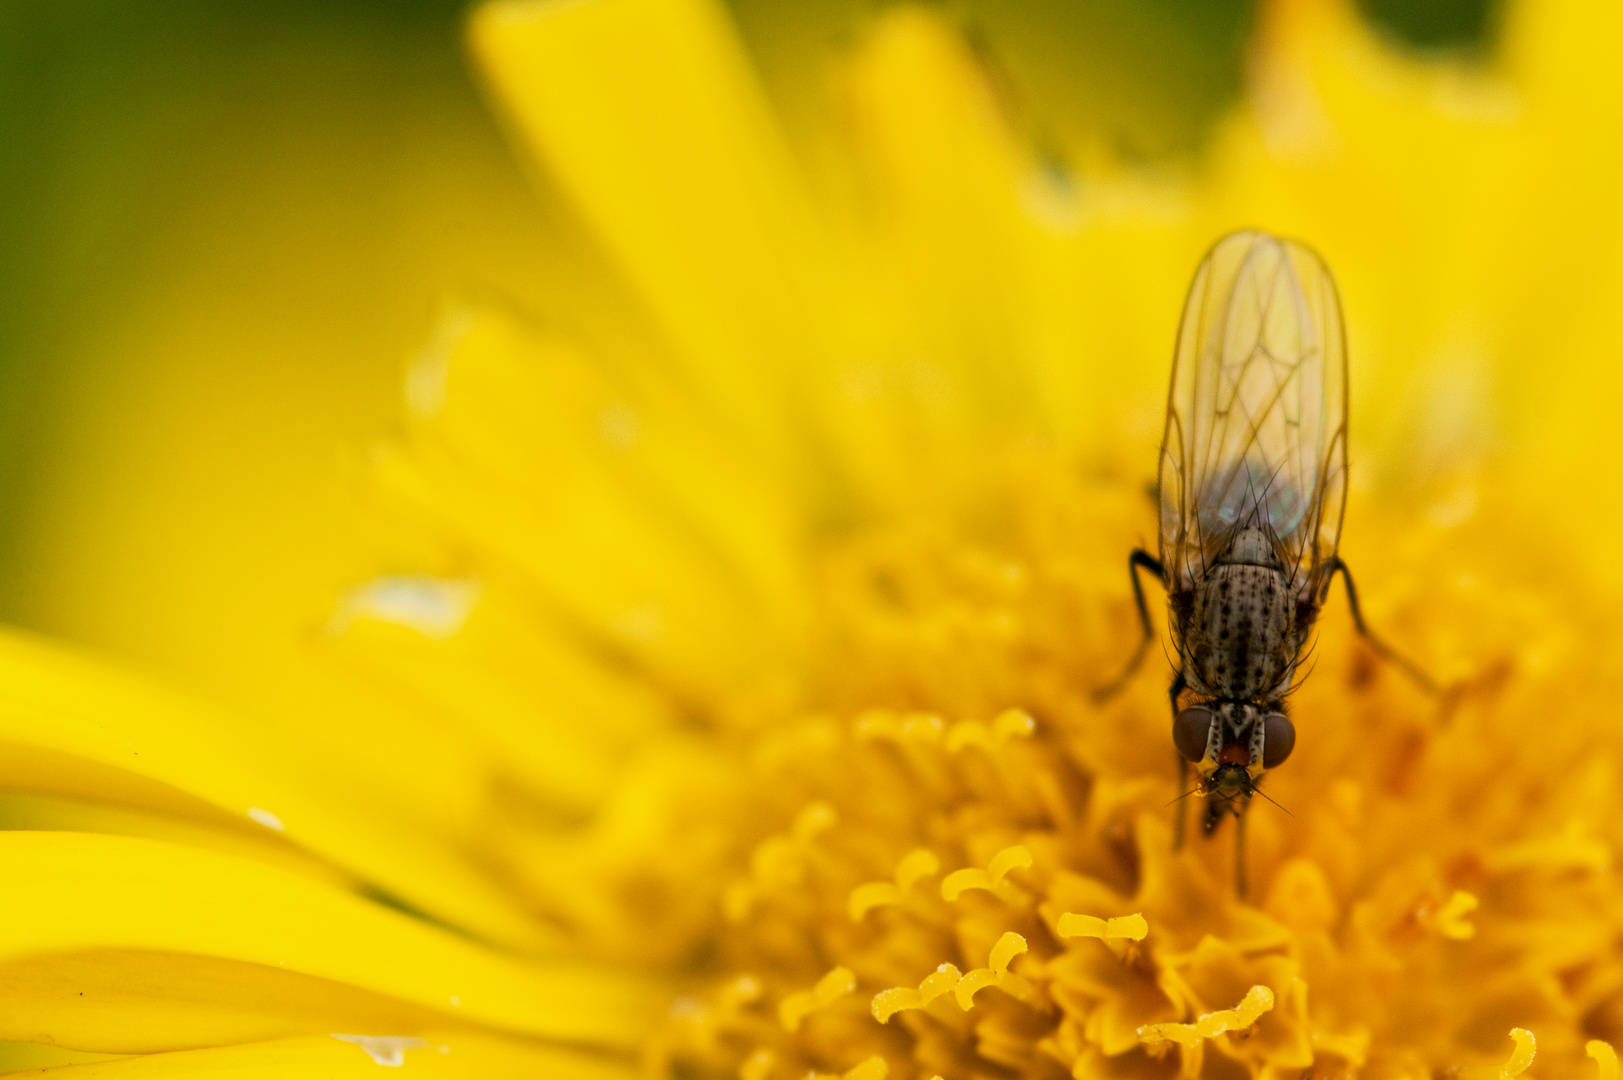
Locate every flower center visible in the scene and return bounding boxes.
[650,462,1620,1079]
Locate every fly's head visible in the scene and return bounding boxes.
[1172,700,1295,829]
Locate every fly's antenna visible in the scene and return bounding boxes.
[1165,785,1206,808]
[1247,783,1294,818]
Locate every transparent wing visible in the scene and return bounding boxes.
[1158,231,1348,597]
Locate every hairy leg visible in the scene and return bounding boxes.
[1326,556,1437,693]
[1092,548,1166,701]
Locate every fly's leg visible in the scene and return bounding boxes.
[1095,554,1192,854]
[1092,549,1167,702]
[1326,556,1438,694]
[1168,668,1189,851]
[1234,805,1249,900]
[1174,757,1189,852]
[1167,667,1186,719]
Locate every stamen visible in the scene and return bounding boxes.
[874,932,1032,1021]
[941,845,1032,900]
[894,849,940,890]
[1434,890,1479,940]
[1057,911,1148,942]
[726,803,840,921]
[842,1057,887,1080]
[871,963,962,1022]
[945,708,1036,752]
[806,1057,889,1080]
[848,849,940,920]
[740,1048,773,1080]
[1589,1039,1619,1080]
[1489,819,1611,874]
[1138,985,1275,1047]
[1498,1028,1536,1078]
[717,975,762,1014]
[779,967,856,1032]
[987,931,1027,975]
[792,802,837,842]
[853,710,945,745]
[954,932,1029,1009]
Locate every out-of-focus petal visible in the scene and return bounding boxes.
[3,1032,636,1078]
[0,832,664,1053]
[0,628,548,950]
[470,0,847,483]
[365,304,809,718]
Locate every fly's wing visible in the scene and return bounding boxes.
[1158,231,1348,597]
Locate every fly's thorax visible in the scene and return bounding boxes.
[1222,526,1282,569]
[1180,531,1302,700]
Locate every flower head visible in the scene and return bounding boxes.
[6,0,1623,1078]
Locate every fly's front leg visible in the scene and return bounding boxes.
[1326,556,1438,694]
[1092,548,1166,702]
[1234,805,1249,900]
[1168,667,1189,851]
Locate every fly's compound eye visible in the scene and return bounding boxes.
[1261,712,1296,768]
[1172,707,1213,762]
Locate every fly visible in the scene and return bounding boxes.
[1097,230,1435,896]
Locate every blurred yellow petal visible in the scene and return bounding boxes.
[470,0,842,474]
[365,304,805,708]
[333,578,674,814]
[839,8,1187,451]
[0,832,661,1052]
[0,627,545,950]
[2,1032,634,1079]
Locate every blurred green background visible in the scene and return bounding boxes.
[0,0,1493,702]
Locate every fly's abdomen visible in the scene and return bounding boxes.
[1185,564,1297,699]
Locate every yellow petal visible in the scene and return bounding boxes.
[469,0,842,473]
[838,7,1192,462]
[378,304,811,681]
[0,832,663,1053]
[0,628,545,951]
[1,1032,635,1078]
[333,576,675,814]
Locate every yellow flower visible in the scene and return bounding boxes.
[4,0,1623,1078]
